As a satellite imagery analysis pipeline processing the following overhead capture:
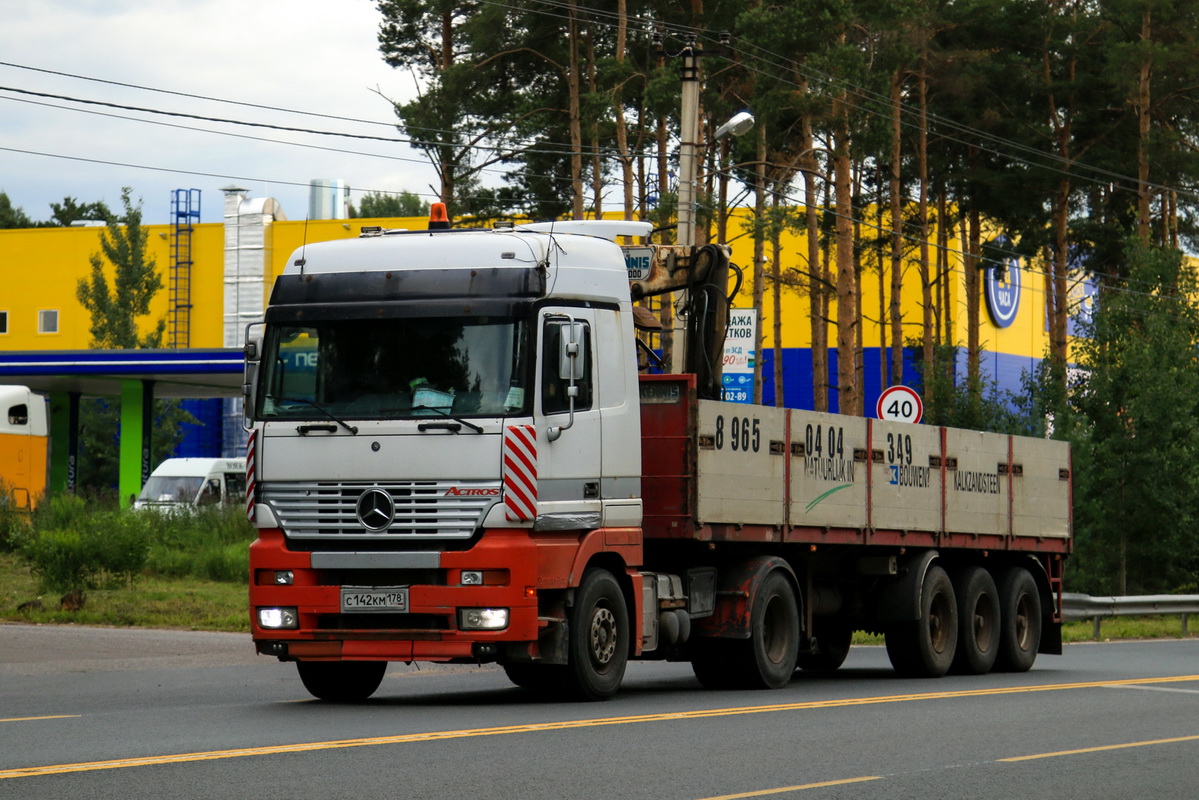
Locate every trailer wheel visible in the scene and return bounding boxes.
[564,568,629,701]
[994,566,1041,672]
[296,660,386,702]
[885,564,957,678]
[797,616,852,672]
[950,566,1000,675]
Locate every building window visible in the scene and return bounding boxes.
[38,309,58,334]
[0,311,7,334]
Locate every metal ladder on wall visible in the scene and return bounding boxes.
[169,189,201,348]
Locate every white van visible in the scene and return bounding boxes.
[133,457,247,511]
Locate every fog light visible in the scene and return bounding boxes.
[460,570,483,585]
[257,607,298,629]
[458,608,509,630]
[274,570,294,585]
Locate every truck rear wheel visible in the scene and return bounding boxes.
[296,660,387,702]
[950,566,1000,675]
[691,570,799,690]
[994,566,1041,672]
[745,571,800,688]
[564,568,629,701]
[885,564,957,678]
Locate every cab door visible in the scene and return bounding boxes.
[534,308,602,529]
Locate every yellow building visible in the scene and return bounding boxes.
[0,192,1058,411]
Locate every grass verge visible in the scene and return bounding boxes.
[0,552,248,632]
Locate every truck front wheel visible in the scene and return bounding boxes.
[296,660,387,702]
[565,568,629,701]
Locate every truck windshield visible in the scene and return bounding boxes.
[256,316,529,420]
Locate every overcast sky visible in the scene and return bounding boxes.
[0,0,435,225]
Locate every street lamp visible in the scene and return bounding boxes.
[677,105,755,249]
[714,111,755,141]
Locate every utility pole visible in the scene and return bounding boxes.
[675,37,701,252]
[655,33,752,377]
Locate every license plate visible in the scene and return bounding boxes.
[341,586,409,613]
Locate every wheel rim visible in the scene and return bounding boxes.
[1013,592,1032,650]
[762,595,789,665]
[589,606,618,667]
[928,591,952,655]
[974,596,997,652]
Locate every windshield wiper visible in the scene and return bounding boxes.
[276,397,358,435]
[410,405,484,434]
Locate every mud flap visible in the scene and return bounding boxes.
[693,555,798,640]
[1039,619,1063,655]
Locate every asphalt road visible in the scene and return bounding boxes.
[1,624,1197,800]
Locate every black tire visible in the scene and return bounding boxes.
[690,637,745,690]
[692,571,799,690]
[994,566,1042,673]
[745,571,800,688]
[950,566,1001,675]
[885,564,958,678]
[502,662,566,691]
[797,616,852,672]
[564,568,629,701]
[296,660,386,702]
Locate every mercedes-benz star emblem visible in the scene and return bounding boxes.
[356,488,395,531]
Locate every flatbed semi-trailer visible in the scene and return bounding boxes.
[246,212,1069,701]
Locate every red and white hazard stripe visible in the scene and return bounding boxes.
[503,425,538,522]
[245,428,257,523]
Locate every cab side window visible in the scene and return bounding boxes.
[541,319,592,415]
[7,404,27,426]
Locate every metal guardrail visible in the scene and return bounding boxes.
[1061,593,1199,639]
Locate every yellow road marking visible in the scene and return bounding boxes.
[0,715,81,723]
[999,734,1199,762]
[3,674,1198,780]
[699,776,882,799]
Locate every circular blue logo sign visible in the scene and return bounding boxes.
[984,248,1021,328]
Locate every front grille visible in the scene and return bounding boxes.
[262,480,499,540]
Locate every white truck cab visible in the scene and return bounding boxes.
[133,457,247,511]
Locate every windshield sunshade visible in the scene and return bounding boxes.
[256,316,529,421]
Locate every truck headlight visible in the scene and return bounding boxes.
[458,608,509,630]
[257,607,298,629]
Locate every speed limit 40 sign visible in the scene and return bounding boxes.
[876,385,923,424]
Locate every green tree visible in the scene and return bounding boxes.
[75,187,165,349]
[0,191,33,229]
[350,190,430,218]
[1067,240,1199,595]
[41,197,112,228]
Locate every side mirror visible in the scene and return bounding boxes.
[557,322,585,380]
[243,322,265,429]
